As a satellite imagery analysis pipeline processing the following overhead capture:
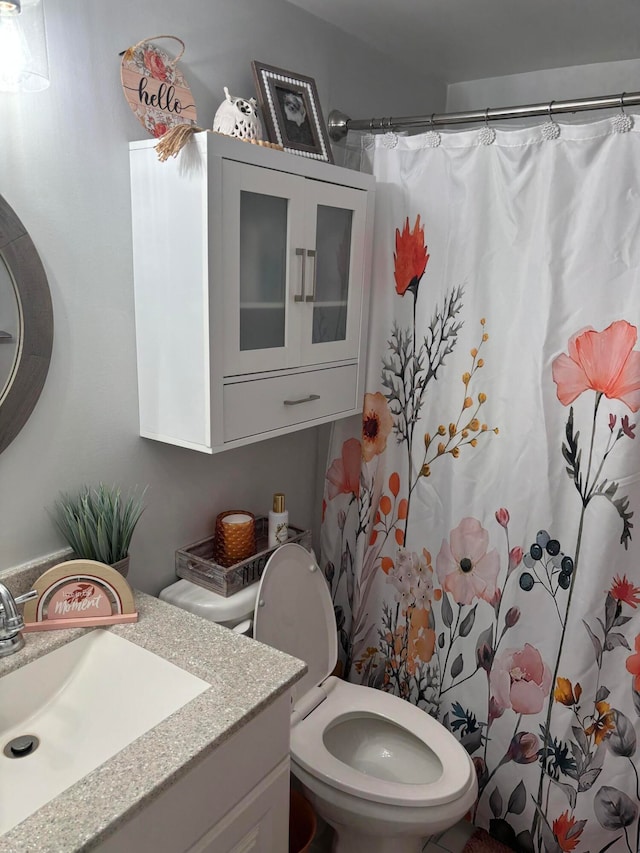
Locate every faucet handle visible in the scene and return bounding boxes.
[14,590,38,606]
[0,585,37,656]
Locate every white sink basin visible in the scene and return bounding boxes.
[0,629,210,837]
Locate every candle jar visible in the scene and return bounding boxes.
[214,510,256,567]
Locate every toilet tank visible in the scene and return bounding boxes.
[159,579,259,634]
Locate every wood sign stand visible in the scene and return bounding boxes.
[22,560,138,632]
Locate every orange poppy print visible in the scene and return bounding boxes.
[326,436,361,500]
[552,320,640,411]
[552,812,585,852]
[626,634,640,690]
[408,606,436,665]
[394,215,429,297]
[362,392,393,462]
[584,700,616,745]
[553,677,582,707]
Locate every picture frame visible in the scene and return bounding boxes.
[251,61,334,164]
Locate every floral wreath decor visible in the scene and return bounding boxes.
[120,35,198,139]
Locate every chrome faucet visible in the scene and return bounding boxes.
[0,583,38,658]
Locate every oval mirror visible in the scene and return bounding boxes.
[0,194,53,454]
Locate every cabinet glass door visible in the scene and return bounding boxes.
[299,183,367,366]
[239,191,287,352]
[311,205,353,346]
[222,162,305,375]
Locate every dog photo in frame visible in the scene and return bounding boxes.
[251,61,334,163]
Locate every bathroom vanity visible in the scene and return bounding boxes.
[0,561,306,853]
[130,132,375,453]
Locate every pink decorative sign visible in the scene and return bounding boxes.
[120,36,198,138]
[23,560,138,632]
[46,582,113,620]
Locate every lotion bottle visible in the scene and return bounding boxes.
[268,493,289,547]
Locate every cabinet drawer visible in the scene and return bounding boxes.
[224,365,358,441]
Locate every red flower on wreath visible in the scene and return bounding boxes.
[152,121,168,138]
[143,48,169,82]
[394,215,429,297]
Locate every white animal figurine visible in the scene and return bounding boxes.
[213,86,263,140]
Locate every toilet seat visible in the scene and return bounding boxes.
[254,544,474,810]
[290,676,474,807]
[253,543,337,710]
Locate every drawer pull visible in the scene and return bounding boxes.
[305,249,317,303]
[294,247,306,302]
[283,394,321,406]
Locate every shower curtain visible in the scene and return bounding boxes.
[321,116,640,852]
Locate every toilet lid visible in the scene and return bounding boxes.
[254,543,336,709]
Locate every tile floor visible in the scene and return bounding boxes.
[425,821,477,853]
[308,817,476,852]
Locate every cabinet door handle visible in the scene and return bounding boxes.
[305,249,317,303]
[294,247,306,302]
[283,394,321,406]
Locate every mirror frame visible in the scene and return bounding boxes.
[0,193,53,455]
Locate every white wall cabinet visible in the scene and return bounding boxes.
[130,132,375,454]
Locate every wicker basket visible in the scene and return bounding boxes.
[175,517,312,597]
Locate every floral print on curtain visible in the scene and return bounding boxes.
[321,121,640,853]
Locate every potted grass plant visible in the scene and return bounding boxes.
[52,483,147,577]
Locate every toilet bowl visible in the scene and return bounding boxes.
[289,679,477,852]
[160,543,478,853]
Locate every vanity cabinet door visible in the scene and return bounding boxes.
[187,760,289,853]
[298,181,367,367]
[94,692,292,853]
[222,161,306,376]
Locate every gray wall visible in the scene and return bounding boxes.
[0,0,444,593]
[447,58,640,120]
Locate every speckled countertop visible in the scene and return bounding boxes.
[0,555,307,853]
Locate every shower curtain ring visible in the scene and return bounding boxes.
[479,107,495,144]
[613,91,633,132]
[541,99,560,140]
[425,112,441,147]
[381,116,398,148]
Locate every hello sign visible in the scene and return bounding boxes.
[121,35,198,138]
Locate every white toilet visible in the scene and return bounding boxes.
[161,543,477,853]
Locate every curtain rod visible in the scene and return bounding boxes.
[327,90,640,141]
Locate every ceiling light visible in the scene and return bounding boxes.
[0,0,49,93]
